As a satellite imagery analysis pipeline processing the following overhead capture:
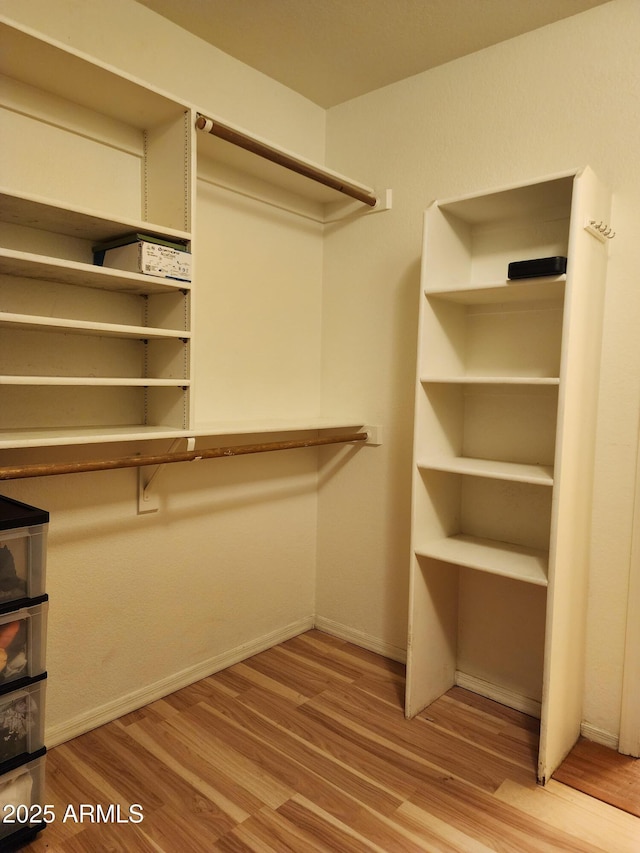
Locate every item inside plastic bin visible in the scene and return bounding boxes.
[0,692,35,764]
[0,619,27,683]
[0,545,27,603]
[0,769,33,815]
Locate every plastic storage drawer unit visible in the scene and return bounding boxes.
[0,498,48,611]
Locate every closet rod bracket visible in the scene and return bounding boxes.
[138,436,196,514]
[363,425,383,446]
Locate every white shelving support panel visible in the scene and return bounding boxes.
[406,167,612,785]
[538,167,612,784]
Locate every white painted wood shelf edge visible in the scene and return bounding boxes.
[0,248,191,295]
[420,376,561,385]
[424,276,566,304]
[0,419,368,450]
[0,312,190,341]
[418,455,554,485]
[0,376,189,386]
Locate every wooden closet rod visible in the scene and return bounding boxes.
[0,431,367,481]
[195,114,378,208]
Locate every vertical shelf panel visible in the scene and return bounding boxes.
[538,167,612,783]
[144,110,192,232]
[406,555,459,717]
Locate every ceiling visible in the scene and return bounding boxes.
[134,0,611,107]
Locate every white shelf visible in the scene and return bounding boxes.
[436,174,575,224]
[0,248,191,295]
[418,456,554,486]
[0,189,191,245]
[0,418,364,450]
[192,417,366,437]
[0,18,186,129]
[421,375,560,385]
[425,277,566,304]
[0,425,191,450]
[0,376,189,387]
[416,534,549,586]
[0,312,190,341]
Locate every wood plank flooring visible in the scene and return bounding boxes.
[18,630,640,851]
[553,737,640,818]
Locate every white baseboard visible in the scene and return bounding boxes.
[580,721,619,750]
[45,615,314,748]
[48,618,620,757]
[454,671,542,719]
[313,615,407,663]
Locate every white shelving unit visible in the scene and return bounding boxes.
[405,168,612,783]
[0,196,193,441]
[0,18,382,453]
[0,18,194,449]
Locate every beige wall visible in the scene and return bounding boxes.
[1,0,638,745]
[319,0,640,740]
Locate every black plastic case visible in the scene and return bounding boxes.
[508,256,567,279]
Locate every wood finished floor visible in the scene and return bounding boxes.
[21,630,640,852]
[553,737,640,818]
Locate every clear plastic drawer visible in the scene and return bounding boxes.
[0,498,48,610]
[0,676,46,770]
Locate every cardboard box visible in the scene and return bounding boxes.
[97,240,191,281]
